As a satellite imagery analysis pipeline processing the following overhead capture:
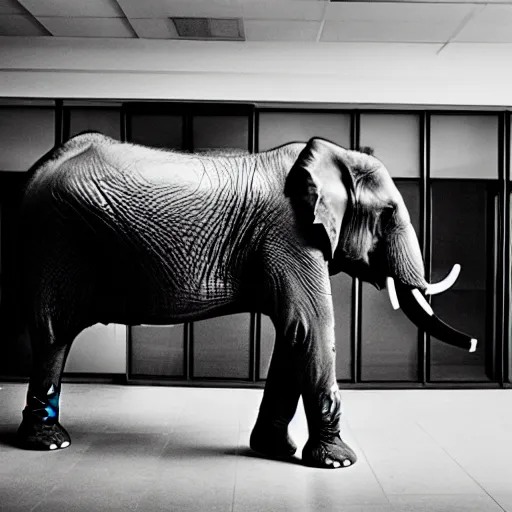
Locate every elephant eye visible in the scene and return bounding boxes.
[378,205,395,233]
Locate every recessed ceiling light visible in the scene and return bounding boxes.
[170,17,245,41]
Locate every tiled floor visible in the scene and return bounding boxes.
[1,383,512,512]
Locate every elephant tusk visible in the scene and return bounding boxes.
[394,281,477,352]
[424,264,461,295]
[386,277,400,310]
[411,289,434,316]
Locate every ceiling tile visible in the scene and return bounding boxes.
[18,0,123,18]
[0,14,47,35]
[0,0,25,14]
[117,0,242,19]
[130,17,179,39]
[326,2,474,23]
[244,20,320,42]
[321,20,456,43]
[240,1,325,22]
[454,5,512,43]
[37,17,135,37]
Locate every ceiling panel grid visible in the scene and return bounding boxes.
[0,0,511,45]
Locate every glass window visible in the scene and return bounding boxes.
[360,114,420,177]
[331,272,353,381]
[130,325,184,378]
[0,108,54,171]
[430,181,494,381]
[193,116,249,152]
[361,181,421,381]
[358,115,421,381]
[258,112,351,151]
[129,114,183,149]
[193,314,251,379]
[68,108,121,140]
[430,115,498,179]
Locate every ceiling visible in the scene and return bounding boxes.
[0,0,511,44]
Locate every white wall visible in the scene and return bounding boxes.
[1,37,512,106]
[65,324,126,374]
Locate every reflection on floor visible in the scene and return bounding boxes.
[1,383,512,512]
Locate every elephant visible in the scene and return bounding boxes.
[15,132,476,469]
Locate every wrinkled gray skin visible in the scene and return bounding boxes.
[17,133,427,468]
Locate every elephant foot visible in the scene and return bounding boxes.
[17,411,71,451]
[302,435,357,469]
[249,421,297,459]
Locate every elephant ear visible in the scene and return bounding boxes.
[285,138,351,258]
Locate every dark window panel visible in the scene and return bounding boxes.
[130,325,184,377]
[68,108,121,140]
[0,108,54,172]
[361,181,421,381]
[193,314,251,379]
[430,181,493,381]
[193,116,249,152]
[129,114,183,149]
[361,286,419,381]
[331,272,353,381]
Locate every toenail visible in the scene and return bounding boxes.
[60,441,70,448]
[333,461,341,468]
[325,458,333,465]
[343,459,351,467]
[49,444,57,450]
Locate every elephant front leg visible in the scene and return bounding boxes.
[299,318,357,469]
[251,310,357,468]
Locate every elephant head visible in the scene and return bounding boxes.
[285,138,476,353]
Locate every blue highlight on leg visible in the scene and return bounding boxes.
[26,386,60,422]
[44,391,60,421]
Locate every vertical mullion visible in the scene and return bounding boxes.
[505,111,511,384]
[350,111,362,383]
[54,99,65,145]
[120,105,127,143]
[121,104,130,381]
[248,107,258,382]
[419,112,431,385]
[497,112,510,385]
[254,109,261,379]
[183,111,193,378]
[186,322,194,379]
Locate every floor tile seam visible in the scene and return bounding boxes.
[415,420,507,511]
[345,420,394,509]
[232,416,244,512]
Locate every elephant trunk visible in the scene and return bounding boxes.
[385,216,476,353]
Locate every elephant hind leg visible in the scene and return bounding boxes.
[17,302,90,451]
[17,342,73,451]
[250,334,300,459]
